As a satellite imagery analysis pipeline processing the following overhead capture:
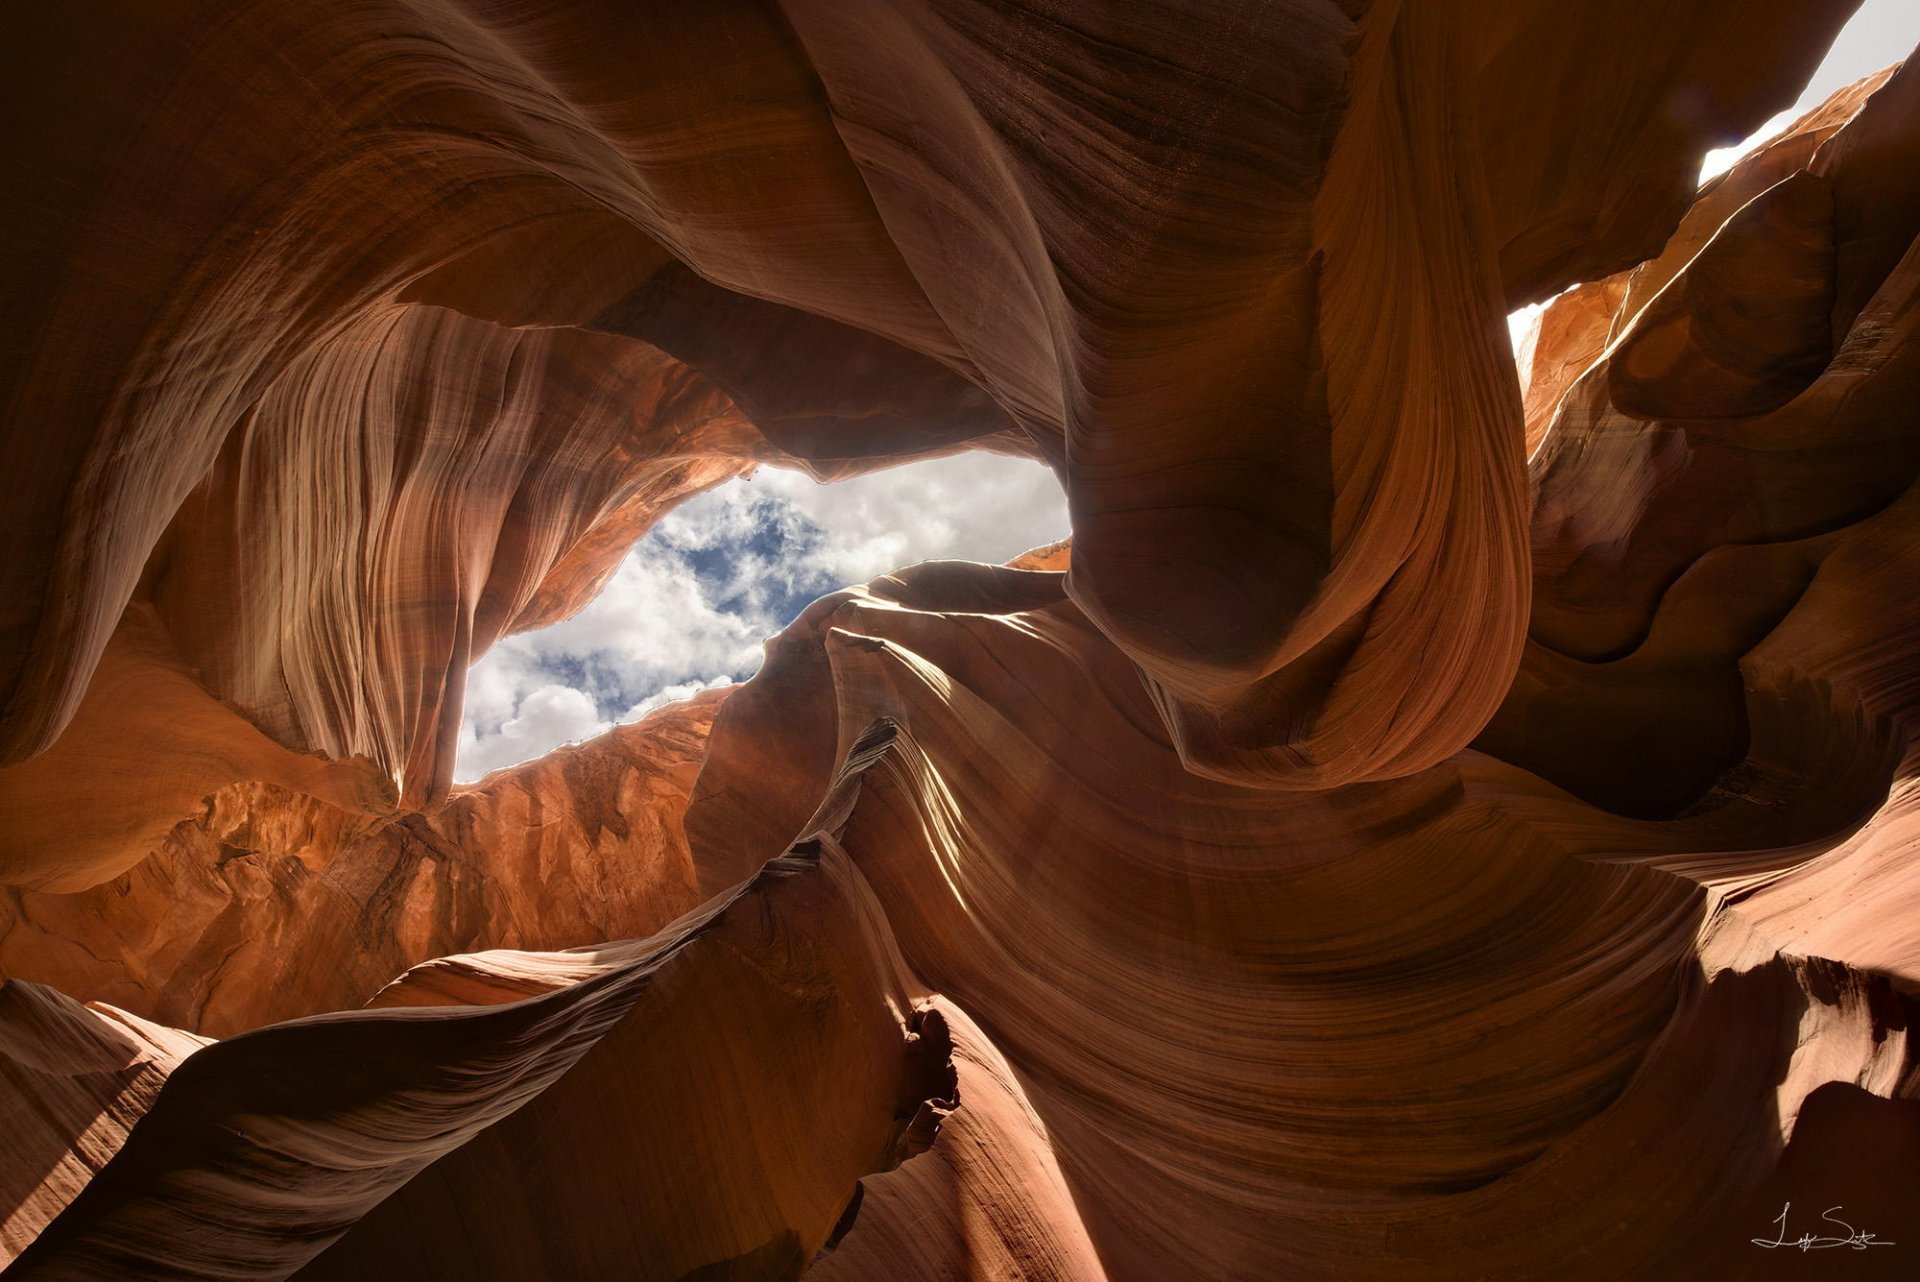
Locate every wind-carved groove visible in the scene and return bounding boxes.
[4,4,1920,1280]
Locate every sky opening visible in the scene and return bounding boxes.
[1699,0,1920,182]
[462,5,1916,781]
[455,451,1067,780]
[1509,2,1915,377]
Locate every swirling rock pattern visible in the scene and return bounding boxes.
[0,986,208,1264]
[0,692,730,1037]
[4,2,1920,1280]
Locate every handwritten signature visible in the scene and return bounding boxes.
[1752,1202,1895,1252]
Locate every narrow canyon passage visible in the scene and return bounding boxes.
[5,2,1920,1280]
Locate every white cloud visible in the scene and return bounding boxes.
[619,675,736,723]
[1700,0,1920,182]
[455,451,1068,780]
[459,10,1920,783]
[456,683,608,780]
[749,449,1068,579]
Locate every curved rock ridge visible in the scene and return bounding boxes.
[0,0,1856,847]
[4,726,961,1279]
[1489,55,1920,820]
[4,4,1920,1281]
[806,996,1109,1282]
[676,551,1916,1279]
[0,985,209,1266]
[0,691,732,1037]
[0,303,1015,890]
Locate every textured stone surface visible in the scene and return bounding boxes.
[5,3,1920,1280]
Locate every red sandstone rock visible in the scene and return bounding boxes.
[0,692,730,1036]
[3,4,1920,1281]
[0,985,208,1263]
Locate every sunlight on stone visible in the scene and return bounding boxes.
[1699,0,1920,182]
[455,452,1067,779]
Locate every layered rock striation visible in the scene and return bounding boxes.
[5,2,1920,1279]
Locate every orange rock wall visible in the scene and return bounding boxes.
[5,3,1920,1280]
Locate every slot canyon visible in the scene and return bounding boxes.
[4,1,1920,1278]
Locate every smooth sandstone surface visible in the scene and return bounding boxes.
[0,986,209,1265]
[0,691,729,1036]
[3,2,1920,1280]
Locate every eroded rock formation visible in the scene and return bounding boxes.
[4,1,1920,1279]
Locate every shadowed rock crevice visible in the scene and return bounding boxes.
[4,3,1920,1279]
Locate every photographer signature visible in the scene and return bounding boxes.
[1752,1202,1894,1252]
